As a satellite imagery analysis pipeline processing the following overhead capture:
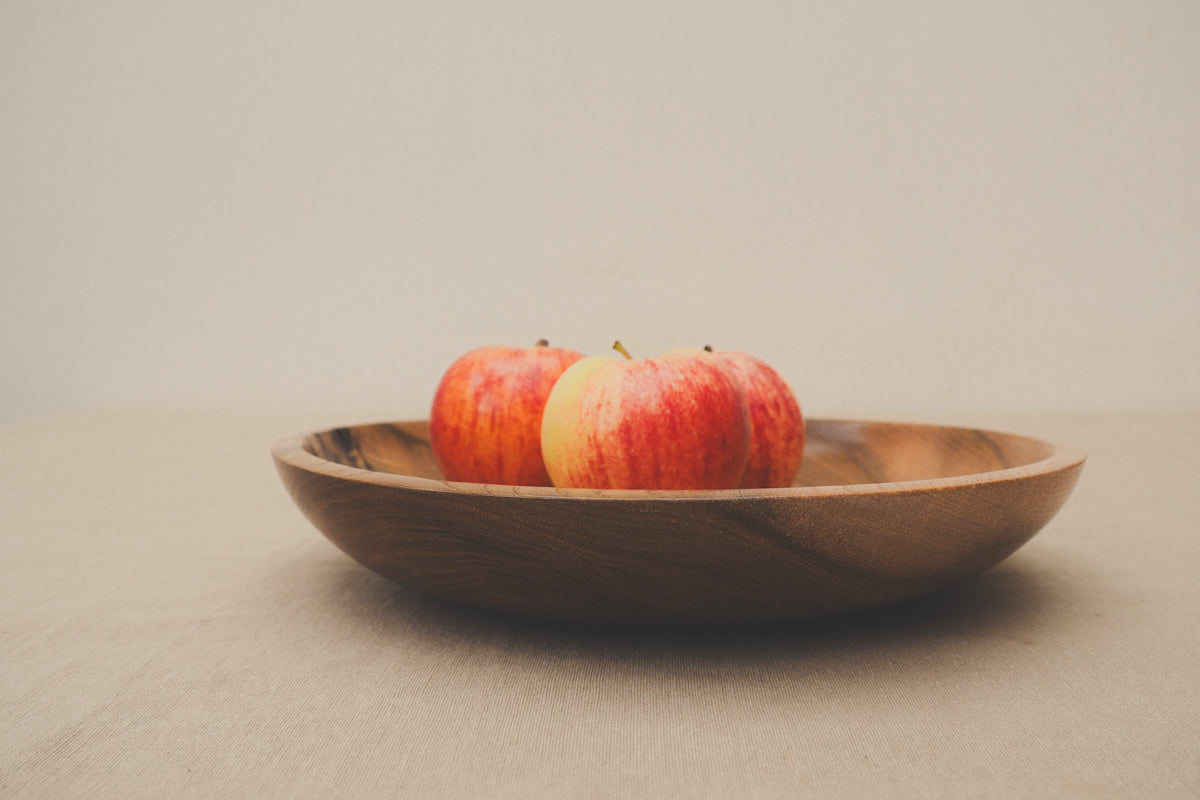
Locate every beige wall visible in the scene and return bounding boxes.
[4,1,1198,422]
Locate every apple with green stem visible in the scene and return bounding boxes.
[705,346,805,488]
[541,342,751,490]
[430,340,584,486]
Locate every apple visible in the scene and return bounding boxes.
[430,340,584,486]
[541,342,751,490]
[706,347,805,488]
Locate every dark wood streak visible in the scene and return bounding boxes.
[309,428,372,472]
[273,418,1086,625]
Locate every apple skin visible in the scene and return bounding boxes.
[430,342,584,486]
[709,350,805,488]
[541,347,751,490]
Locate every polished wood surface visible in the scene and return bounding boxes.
[273,419,1085,625]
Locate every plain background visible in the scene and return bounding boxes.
[4,0,1198,423]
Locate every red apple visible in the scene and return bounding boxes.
[430,340,584,485]
[541,342,751,490]
[707,347,804,488]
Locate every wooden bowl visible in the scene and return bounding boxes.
[272,419,1085,626]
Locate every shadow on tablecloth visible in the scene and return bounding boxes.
[298,545,1082,680]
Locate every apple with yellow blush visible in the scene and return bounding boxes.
[541,343,751,490]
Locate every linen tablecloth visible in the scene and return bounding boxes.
[3,410,1197,797]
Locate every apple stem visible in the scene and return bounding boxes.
[703,344,713,352]
[535,339,549,347]
[612,341,633,360]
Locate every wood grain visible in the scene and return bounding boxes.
[274,419,1085,625]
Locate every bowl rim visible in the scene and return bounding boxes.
[271,418,1087,502]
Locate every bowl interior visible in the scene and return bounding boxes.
[302,419,1057,488]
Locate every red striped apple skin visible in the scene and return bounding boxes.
[541,347,751,490]
[710,351,805,489]
[430,343,584,486]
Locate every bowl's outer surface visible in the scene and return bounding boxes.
[272,419,1085,625]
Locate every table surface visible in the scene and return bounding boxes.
[3,409,1198,798]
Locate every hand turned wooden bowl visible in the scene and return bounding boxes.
[272,419,1085,626]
